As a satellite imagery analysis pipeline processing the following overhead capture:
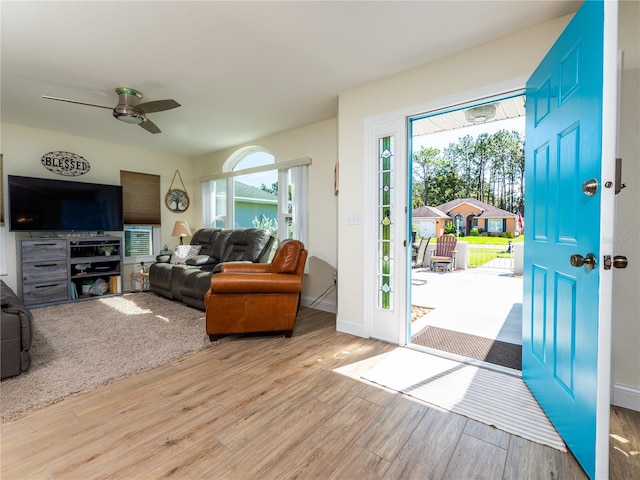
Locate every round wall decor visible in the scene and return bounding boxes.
[165,170,190,213]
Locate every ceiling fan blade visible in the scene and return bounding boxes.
[139,119,161,134]
[42,95,112,110]
[135,99,181,114]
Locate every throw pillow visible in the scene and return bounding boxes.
[170,245,202,265]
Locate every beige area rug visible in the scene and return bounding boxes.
[358,347,566,452]
[1,293,230,423]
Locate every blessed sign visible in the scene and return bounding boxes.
[41,151,90,176]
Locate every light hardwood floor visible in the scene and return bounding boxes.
[1,308,638,479]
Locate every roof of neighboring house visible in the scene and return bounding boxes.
[412,206,450,219]
[436,198,516,218]
[234,181,278,203]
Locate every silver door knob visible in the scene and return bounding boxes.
[570,253,597,270]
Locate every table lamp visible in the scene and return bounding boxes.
[172,221,192,245]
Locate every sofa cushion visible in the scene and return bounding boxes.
[191,229,224,257]
[1,292,10,307]
[186,254,218,267]
[220,229,273,263]
[170,245,202,265]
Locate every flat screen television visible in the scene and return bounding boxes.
[8,175,124,233]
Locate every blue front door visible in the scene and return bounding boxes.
[523,1,617,478]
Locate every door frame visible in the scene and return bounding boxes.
[406,92,526,374]
[593,0,619,474]
[363,78,527,344]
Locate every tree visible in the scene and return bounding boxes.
[412,147,440,206]
[414,127,525,213]
[260,182,278,195]
[444,135,475,198]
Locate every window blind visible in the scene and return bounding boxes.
[120,171,161,225]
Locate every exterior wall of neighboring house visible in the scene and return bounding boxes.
[478,217,518,235]
[447,204,482,236]
[234,198,278,229]
[230,182,279,229]
[444,202,517,235]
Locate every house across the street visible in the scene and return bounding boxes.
[411,205,450,238]
[413,198,520,237]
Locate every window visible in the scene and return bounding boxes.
[201,148,310,250]
[487,219,502,233]
[378,135,394,310]
[120,171,161,264]
[125,226,153,256]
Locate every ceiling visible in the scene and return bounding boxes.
[1,1,581,158]
[412,95,526,138]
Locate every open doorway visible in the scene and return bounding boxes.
[408,93,526,373]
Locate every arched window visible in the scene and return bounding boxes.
[201,146,310,251]
[224,146,274,172]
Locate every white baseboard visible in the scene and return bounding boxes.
[336,316,367,338]
[612,383,640,412]
[300,295,336,314]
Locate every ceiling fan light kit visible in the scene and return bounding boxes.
[113,87,144,124]
[113,107,145,124]
[465,103,497,124]
[42,87,180,134]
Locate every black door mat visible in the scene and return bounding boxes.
[411,326,522,371]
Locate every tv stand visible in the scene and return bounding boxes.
[17,236,123,307]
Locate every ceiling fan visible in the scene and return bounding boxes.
[42,87,181,134]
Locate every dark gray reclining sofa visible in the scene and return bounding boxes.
[1,280,34,380]
[149,228,274,310]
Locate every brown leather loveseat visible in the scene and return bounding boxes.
[205,239,308,340]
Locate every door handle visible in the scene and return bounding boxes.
[570,253,597,270]
[603,255,628,270]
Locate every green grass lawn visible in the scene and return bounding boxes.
[457,235,524,245]
[467,248,514,266]
[462,236,521,266]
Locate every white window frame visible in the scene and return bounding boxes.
[487,219,502,233]
[201,154,311,247]
[123,225,161,266]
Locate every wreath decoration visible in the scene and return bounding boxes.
[165,170,190,213]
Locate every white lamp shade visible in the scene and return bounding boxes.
[171,221,192,238]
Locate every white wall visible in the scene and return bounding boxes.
[192,118,338,311]
[336,9,640,404]
[336,15,572,336]
[1,123,193,292]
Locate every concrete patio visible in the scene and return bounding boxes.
[410,265,523,346]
